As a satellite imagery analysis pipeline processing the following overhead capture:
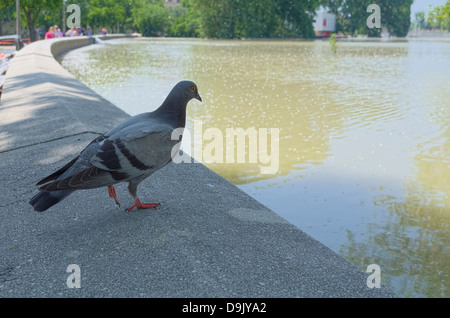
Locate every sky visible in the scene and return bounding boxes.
[411,0,448,18]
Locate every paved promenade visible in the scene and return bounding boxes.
[0,36,395,297]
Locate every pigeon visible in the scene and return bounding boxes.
[29,80,201,212]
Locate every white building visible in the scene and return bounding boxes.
[313,8,336,37]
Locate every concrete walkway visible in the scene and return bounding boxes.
[0,36,395,297]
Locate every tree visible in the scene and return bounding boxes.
[37,0,89,35]
[277,0,318,38]
[88,0,127,33]
[380,0,413,37]
[167,0,201,37]
[427,0,450,31]
[321,0,412,37]
[192,0,318,39]
[132,0,169,37]
[0,2,15,36]
[238,0,280,38]
[191,0,240,38]
[412,11,426,31]
[322,0,369,35]
[0,0,61,41]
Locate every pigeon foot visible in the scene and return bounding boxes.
[126,198,160,212]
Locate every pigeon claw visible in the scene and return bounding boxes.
[107,185,121,207]
[126,198,160,212]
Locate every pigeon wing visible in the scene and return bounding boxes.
[39,122,179,192]
[90,122,179,175]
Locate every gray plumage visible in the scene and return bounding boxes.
[30,80,201,212]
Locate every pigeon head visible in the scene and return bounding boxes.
[156,81,202,127]
[177,80,202,103]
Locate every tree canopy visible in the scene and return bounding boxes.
[1,0,61,41]
[427,0,450,31]
[1,0,417,40]
[321,0,413,37]
[192,0,318,38]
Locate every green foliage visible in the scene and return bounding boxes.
[427,0,450,31]
[0,0,328,40]
[322,0,368,35]
[0,2,14,36]
[132,0,169,37]
[238,0,279,38]
[321,0,413,37]
[167,0,201,37]
[88,0,126,31]
[329,32,337,54]
[191,0,318,39]
[380,0,413,37]
[412,11,426,30]
[6,0,416,40]
[191,0,239,39]
[0,2,15,23]
[14,0,61,41]
[37,0,90,32]
[277,0,318,38]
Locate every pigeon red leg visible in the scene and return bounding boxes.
[126,198,159,212]
[126,183,160,212]
[107,185,121,207]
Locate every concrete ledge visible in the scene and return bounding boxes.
[0,36,395,297]
[0,36,132,153]
[51,36,95,59]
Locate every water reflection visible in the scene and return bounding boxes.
[185,41,337,184]
[61,38,450,297]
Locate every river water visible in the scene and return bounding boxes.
[61,38,449,297]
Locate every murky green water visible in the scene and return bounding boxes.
[62,38,450,297]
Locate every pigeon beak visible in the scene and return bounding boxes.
[195,92,202,102]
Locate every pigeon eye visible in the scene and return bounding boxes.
[190,86,195,92]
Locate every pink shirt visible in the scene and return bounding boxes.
[45,32,55,39]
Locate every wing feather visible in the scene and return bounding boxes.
[39,166,126,191]
[37,116,178,192]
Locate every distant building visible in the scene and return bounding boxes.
[164,0,180,6]
[313,8,336,37]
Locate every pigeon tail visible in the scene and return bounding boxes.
[29,190,74,212]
